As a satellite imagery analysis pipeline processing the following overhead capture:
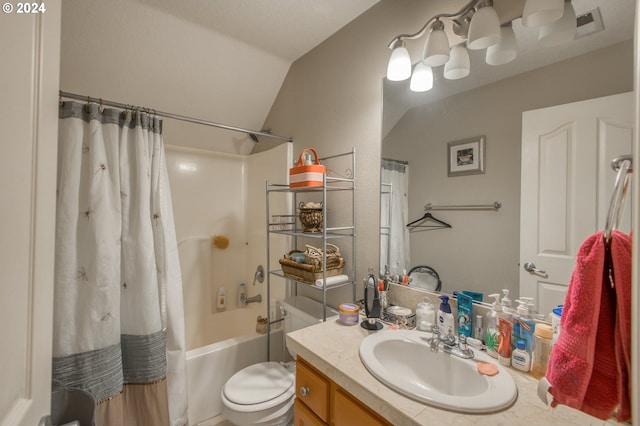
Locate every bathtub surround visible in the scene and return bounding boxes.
[54,101,187,425]
[169,144,291,352]
[169,144,291,423]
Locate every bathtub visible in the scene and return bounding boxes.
[186,305,285,425]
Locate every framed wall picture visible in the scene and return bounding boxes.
[447,136,485,177]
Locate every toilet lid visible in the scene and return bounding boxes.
[223,362,294,405]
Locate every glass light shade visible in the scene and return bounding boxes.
[410,63,434,92]
[444,45,470,80]
[522,0,564,28]
[467,5,501,50]
[538,2,577,46]
[486,25,517,65]
[386,44,412,81]
[422,27,450,67]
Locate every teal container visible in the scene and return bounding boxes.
[457,292,473,337]
[462,290,483,303]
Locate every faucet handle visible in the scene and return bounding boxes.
[431,324,440,336]
[444,326,456,345]
[458,334,467,349]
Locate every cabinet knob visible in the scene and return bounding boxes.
[300,386,310,397]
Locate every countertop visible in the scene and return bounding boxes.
[286,318,615,426]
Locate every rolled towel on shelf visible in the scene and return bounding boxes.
[315,274,350,288]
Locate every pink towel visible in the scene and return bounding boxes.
[546,230,631,422]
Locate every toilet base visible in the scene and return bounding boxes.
[221,395,294,426]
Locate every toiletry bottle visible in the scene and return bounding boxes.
[521,296,536,314]
[515,299,530,316]
[485,293,502,358]
[216,287,226,310]
[498,317,513,366]
[501,289,512,309]
[551,305,563,343]
[474,314,484,343]
[531,323,554,379]
[437,295,454,336]
[512,339,531,372]
[456,292,473,337]
[238,282,247,306]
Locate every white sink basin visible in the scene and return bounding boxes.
[359,330,517,413]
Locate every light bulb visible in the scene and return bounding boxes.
[387,41,412,81]
[467,5,501,50]
[522,0,564,28]
[486,24,517,65]
[423,20,450,67]
[538,1,577,46]
[410,63,434,92]
[444,45,470,80]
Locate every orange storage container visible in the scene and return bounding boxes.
[289,148,326,188]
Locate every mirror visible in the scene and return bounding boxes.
[380,0,634,301]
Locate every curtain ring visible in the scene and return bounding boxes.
[99,98,104,113]
[59,95,63,108]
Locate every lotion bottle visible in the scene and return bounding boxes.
[437,295,454,336]
[485,293,502,358]
[216,287,226,310]
[511,339,531,372]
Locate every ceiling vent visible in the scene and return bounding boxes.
[576,7,604,39]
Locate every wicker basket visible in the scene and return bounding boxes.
[279,255,344,284]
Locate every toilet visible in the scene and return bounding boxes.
[221,296,337,426]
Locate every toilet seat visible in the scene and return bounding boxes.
[222,362,295,412]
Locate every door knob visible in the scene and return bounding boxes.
[523,262,547,276]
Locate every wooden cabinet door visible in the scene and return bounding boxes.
[333,388,390,426]
[296,358,330,422]
[294,399,326,426]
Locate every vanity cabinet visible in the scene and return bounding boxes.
[295,357,391,426]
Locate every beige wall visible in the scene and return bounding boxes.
[383,41,633,298]
[262,0,411,304]
[264,0,634,305]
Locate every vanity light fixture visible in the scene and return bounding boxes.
[386,0,578,92]
[410,62,434,92]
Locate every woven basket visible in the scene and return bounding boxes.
[279,256,344,284]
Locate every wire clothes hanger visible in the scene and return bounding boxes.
[406,212,452,229]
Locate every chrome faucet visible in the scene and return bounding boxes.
[240,293,262,306]
[429,325,441,352]
[427,325,474,359]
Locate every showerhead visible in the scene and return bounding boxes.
[248,128,272,143]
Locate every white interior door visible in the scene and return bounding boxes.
[520,92,634,316]
[0,4,61,426]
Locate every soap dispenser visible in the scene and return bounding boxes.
[501,289,512,309]
[515,299,530,316]
[485,293,502,358]
[437,295,454,336]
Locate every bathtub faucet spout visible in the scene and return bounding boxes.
[241,293,262,306]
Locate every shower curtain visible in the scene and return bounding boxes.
[380,158,410,275]
[53,101,188,425]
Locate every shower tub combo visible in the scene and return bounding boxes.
[186,304,286,424]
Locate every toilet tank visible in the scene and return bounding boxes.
[281,296,338,332]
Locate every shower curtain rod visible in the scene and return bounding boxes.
[59,90,293,143]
